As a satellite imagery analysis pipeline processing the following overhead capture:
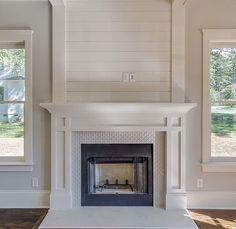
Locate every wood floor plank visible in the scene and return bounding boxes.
[189,209,236,229]
[0,209,48,229]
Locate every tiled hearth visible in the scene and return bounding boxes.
[39,102,197,229]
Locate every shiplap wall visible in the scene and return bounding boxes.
[66,0,171,102]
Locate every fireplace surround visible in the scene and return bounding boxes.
[40,102,197,210]
[39,102,197,229]
[81,144,153,206]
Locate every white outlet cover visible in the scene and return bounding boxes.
[122,72,130,82]
[197,178,203,188]
[129,72,135,82]
[32,177,39,187]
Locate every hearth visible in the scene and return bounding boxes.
[81,144,153,206]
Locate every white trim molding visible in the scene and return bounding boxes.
[51,4,66,103]
[0,0,64,4]
[171,0,186,102]
[202,29,236,172]
[0,30,33,170]
[40,102,196,210]
[202,162,236,172]
[0,162,33,172]
[188,191,236,209]
[0,190,50,208]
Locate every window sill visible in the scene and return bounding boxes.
[202,162,236,172]
[0,162,33,171]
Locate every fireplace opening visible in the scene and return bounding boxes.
[81,144,153,206]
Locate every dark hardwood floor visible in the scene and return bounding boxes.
[0,209,48,229]
[0,209,235,229]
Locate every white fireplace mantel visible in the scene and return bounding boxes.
[40,102,196,130]
[40,102,196,210]
[40,102,195,116]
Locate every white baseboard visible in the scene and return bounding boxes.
[0,190,50,208]
[166,193,187,210]
[187,191,236,209]
[1,190,235,209]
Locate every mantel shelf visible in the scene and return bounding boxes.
[40,102,197,117]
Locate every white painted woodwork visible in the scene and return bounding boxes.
[67,72,170,82]
[187,191,236,209]
[49,0,64,6]
[40,102,196,210]
[68,51,170,62]
[67,82,170,92]
[0,30,33,170]
[67,92,170,102]
[0,190,50,208]
[0,0,63,4]
[66,0,170,12]
[67,22,170,32]
[52,5,66,103]
[171,0,186,102]
[68,62,170,72]
[66,0,171,102]
[67,42,170,52]
[67,12,170,23]
[202,29,236,171]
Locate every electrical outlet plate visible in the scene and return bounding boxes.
[197,178,203,188]
[122,72,130,82]
[122,72,135,82]
[129,72,135,82]
[32,177,39,187]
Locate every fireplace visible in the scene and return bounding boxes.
[40,102,197,210]
[81,144,153,206]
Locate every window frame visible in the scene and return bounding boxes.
[0,86,4,101]
[202,29,236,172]
[0,30,33,171]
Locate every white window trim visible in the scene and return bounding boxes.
[0,30,33,171]
[202,29,236,172]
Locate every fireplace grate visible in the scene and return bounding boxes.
[96,179,134,193]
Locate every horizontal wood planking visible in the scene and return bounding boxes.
[67,92,170,102]
[67,31,170,42]
[66,0,170,12]
[66,0,171,102]
[67,42,170,52]
[67,62,170,72]
[67,52,170,62]
[67,72,170,82]
[67,82,170,92]
[67,12,170,22]
[67,22,170,32]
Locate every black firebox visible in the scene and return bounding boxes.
[81,144,153,206]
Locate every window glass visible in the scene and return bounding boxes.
[210,48,236,157]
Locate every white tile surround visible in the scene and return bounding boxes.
[39,102,197,229]
[71,131,165,208]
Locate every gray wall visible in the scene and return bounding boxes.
[186,0,236,191]
[0,2,51,190]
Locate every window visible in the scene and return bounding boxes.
[0,30,33,171]
[202,29,236,172]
